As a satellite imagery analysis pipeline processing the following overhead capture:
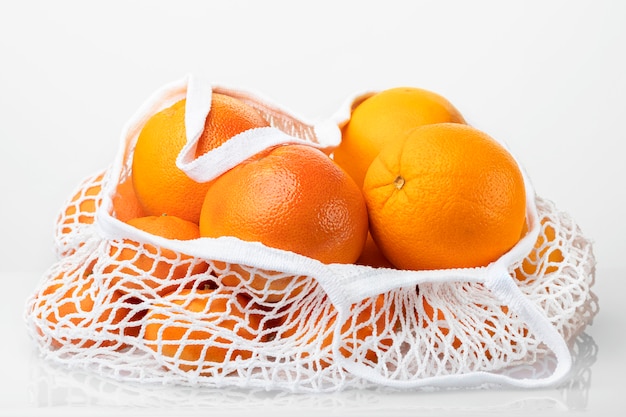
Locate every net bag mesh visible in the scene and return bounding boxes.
[25,75,598,393]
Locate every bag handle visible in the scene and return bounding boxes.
[176,74,341,183]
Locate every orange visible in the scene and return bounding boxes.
[194,93,270,155]
[131,94,270,224]
[210,262,310,304]
[200,144,368,264]
[199,144,369,301]
[105,215,209,296]
[143,288,262,373]
[34,261,145,349]
[274,294,394,368]
[363,123,526,270]
[56,170,145,256]
[417,291,525,360]
[57,170,105,237]
[111,176,145,222]
[127,214,202,239]
[334,87,466,187]
[355,233,395,269]
[58,170,146,228]
[55,171,106,257]
[418,295,462,351]
[515,218,565,280]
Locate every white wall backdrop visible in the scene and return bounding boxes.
[1,0,624,276]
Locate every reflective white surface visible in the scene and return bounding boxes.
[1,0,625,415]
[0,267,621,416]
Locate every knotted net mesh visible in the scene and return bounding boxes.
[25,168,597,392]
[25,77,598,392]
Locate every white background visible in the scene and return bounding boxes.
[1,1,624,416]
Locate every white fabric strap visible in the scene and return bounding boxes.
[176,73,340,183]
[177,126,322,183]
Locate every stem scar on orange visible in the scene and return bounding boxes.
[334,87,466,188]
[363,123,526,271]
[131,94,270,224]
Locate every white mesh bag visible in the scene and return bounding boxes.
[25,75,598,393]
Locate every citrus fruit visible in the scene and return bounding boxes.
[127,214,202,239]
[143,288,262,373]
[105,215,209,296]
[515,218,565,280]
[363,123,526,270]
[199,144,369,301]
[55,171,106,257]
[211,262,310,304]
[355,233,395,269]
[194,93,270,155]
[34,261,145,349]
[334,87,466,187]
[274,294,394,368]
[57,170,105,237]
[57,170,145,243]
[111,176,145,222]
[131,94,269,224]
[200,144,368,263]
[419,295,461,350]
[416,290,524,360]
